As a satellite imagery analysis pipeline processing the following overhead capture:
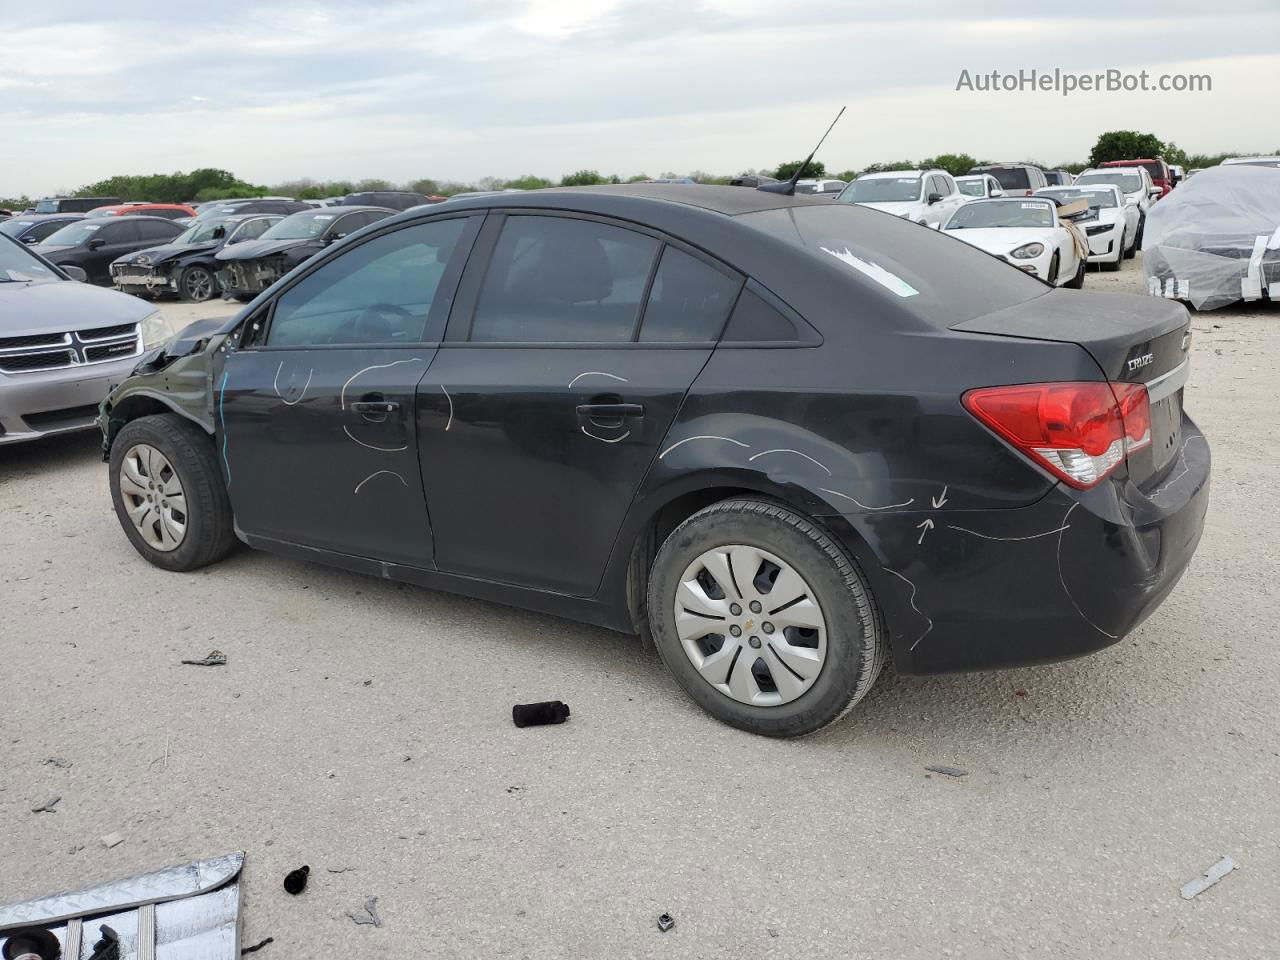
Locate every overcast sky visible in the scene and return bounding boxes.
[3,0,1278,195]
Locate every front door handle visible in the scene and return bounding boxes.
[351,398,399,422]
[575,403,645,419]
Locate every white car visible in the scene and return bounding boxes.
[836,169,967,227]
[941,197,1086,288]
[1035,185,1138,270]
[793,178,847,196]
[955,174,1005,200]
[1073,167,1157,245]
[1221,155,1280,170]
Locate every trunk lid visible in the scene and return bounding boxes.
[952,289,1192,486]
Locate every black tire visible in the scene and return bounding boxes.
[1135,214,1145,250]
[1047,252,1060,285]
[1103,234,1124,271]
[179,265,216,302]
[1123,228,1138,260]
[109,414,237,572]
[1064,257,1086,288]
[646,498,886,737]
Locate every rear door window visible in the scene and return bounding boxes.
[469,215,659,343]
[638,247,741,342]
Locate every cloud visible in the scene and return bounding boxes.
[2,0,1277,194]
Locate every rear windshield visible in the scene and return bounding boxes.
[981,168,1032,190]
[946,201,1054,229]
[738,204,1046,328]
[1141,161,1166,180]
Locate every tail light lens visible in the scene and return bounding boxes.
[963,381,1151,488]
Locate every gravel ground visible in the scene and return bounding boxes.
[2,259,1277,959]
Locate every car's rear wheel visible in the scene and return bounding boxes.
[180,265,215,302]
[1123,229,1138,259]
[646,498,885,737]
[1135,214,1146,249]
[109,414,237,572]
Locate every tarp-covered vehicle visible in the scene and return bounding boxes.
[1143,164,1280,310]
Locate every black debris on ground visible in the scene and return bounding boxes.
[512,700,571,728]
[181,650,227,666]
[241,936,274,955]
[31,796,61,813]
[925,765,969,778]
[283,865,309,895]
[657,913,676,932]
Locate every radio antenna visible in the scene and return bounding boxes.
[758,105,846,195]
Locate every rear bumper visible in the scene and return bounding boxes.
[829,415,1210,674]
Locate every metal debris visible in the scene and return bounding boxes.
[31,796,61,814]
[657,912,675,932]
[1180,856,1237,900]
[181,650,227,666]
[241,937,274,954]
[100,832,124,849]
[347,897,382,927]
[925,765,969,778]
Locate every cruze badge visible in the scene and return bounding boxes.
[1127,353,1154,372]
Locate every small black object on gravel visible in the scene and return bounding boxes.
[283,865,309,895]
[181,650,227,666]
[512,701,571,727]
[925,764,969,778]
[241,937,274,955]
[657,913,676,932]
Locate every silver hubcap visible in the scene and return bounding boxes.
[674,544,827,707]
[119,443,188,552]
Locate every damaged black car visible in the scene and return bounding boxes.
[110,214,282,302]
[213,207,394,300]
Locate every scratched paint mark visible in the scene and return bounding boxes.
[658,435,750,459]
[340,358,426,411]
[568,371,629,388]
[273,361,313,406]
[218,369,231,486]
[931,484,949,508]
[440,384,454,431]
[946,523,1071,542]
[819,487,915,511]
[1056,502,1118,640]
[746,448,833,476]
[354,470,408,495]
[343,425,407,453]
[581,426,631,444]
[916,518,934,544]
[883,567,933,651]
[1149,434,1208,499]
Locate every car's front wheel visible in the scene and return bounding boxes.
[646,499,886,736]
[109,414,237,572]
[180,265,216,302]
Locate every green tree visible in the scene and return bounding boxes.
[407,178,442,196]
[857,161,918,175]
[504,174,555,190]
[1088,131,1167,166]
[773,159,827,180]
[921,153,977,176]
[560,169,607,186]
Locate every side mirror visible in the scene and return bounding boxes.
[88,238,105,250]
[326,232,346,244]
[213,226,226,239]
[22,235,38,244]
[990,187,1004,197]
[1149,187,1162,198]
[926,193,944,205]
[61,264,89,282]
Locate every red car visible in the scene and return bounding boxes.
[87,203,197,220]
[1099,159,1173,198]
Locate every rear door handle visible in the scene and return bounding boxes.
[351,399,399,422]
[575,403,644,418]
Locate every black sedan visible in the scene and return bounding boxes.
[98,184,1209,736]
[0,213,85,245]
[31,215,184,285]
[213,206,394,299]
[110,214,283,302]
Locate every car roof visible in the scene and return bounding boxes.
[106,214,187,223]
[436,183,837,217]
[857,170,923,180]
[302,205,394,214]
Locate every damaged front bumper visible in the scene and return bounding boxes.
[0,852,244,959]
[216,258,283,299]
[110,263,175,295]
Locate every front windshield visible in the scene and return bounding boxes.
[0,219,37,237]
[946,202,1054,229]
[39,221,104,246]
[173,220,230,245]
[956,179,986,197]
[839,176,922,203]
[1076,172,1142,194]
[33,200,59,213]
[0,238,62,284]
[260,212,335,241]
[1039,188,1117,209]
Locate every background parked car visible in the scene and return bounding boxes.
[87,203,197,220]
[954,174,1005,199]
[793,178,848,196]
[30,215,184,285]
[1036,185,1138,270]
[967,163,1049,196]
[214,206,395,299]
[1221,155,1280,169]
[1099,158,1173,198]
[32,196,123,213]
[0,213,85,245]
[942,196,1086,287]
[1074,166,1157,245]
[1043,169,1075,186]
[337,190,434,210]
[191,198,311,222]
[837,169,966,226]
[110,214,283,302]
[0,234,175,445]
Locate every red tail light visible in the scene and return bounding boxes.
[963,381,1151,489]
